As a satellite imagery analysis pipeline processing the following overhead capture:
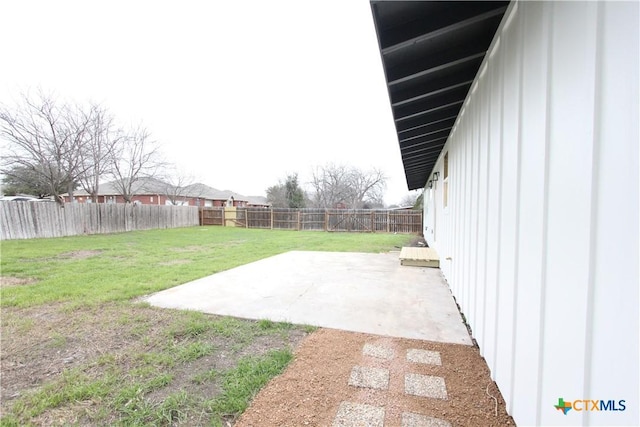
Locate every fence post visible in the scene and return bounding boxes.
[270,209,273,229]
[297,210,301,231]
[387,210,390,233]
[370,211,375,233]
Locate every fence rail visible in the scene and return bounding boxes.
[1,203,421,240]
[0,202,199,240]
[199,207,422,234]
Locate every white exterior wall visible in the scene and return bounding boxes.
[422,2,639,426]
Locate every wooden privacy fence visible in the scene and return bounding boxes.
[0,202,199,240]
[199,207,422,233]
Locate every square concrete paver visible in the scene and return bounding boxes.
[349,366,390,390]
[144,251,472,344]
[407,349,442,365]
[402,412,452,427]
[363,343,395,360]
[405,374,448,399]
[333,402,385,427]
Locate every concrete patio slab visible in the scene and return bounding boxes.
[144,251,472,345]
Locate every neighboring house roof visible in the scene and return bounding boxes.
[67,179,252,202]
[389,205,415,211]
[246,196,270,206]
[71,177,169,197]
[182,183,247,202]
[181,183,223,199]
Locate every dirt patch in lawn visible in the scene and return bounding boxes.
[237,329,515,427]
[0,276,38,288]
[170,245,209,253]
[158,259,192,266]
[0,302,308,425]
[57,250,102,260]
[1,303,156,403]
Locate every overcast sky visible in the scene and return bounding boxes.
[0,0,417,204]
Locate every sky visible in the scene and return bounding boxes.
[0,0,418,205]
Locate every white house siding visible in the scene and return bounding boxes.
[422,2,638,426]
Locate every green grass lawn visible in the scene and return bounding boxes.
[1,226,411,308]
[0,227,413,426]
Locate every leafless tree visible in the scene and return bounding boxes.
[0,90,93,206]
[399,191,422,208]
[309,164,387,209]
[109,125,164,203]
[309,164,350,208]
[77,104,123,202]
[161,168,196,206]
[346,167,386,208]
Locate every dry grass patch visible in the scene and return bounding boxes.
[0,302,308,426]
[57,250,102,260]
[169,245,208,253]
[158,259,192,266]
[0,277,38,288]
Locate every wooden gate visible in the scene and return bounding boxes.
[199,207,224,225]
[326,210,375,232]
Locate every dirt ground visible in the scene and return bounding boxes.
[236,329,515,427]
[0,300,308,425]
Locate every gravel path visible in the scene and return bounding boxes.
[236,328,515,427]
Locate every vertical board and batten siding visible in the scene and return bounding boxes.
[422,2,638,426]
[0,202,199,240]
[588,4,639,424]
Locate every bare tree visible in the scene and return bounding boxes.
[77,104,123,202]
[161,168,196,206]
[109,125,163,203]
[309,164,351,208]
[345,167,386,209]
[0,90,93,206]
[309,164,386,209]
[399,191,422,208]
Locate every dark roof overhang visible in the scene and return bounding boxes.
[370,1,509,190]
